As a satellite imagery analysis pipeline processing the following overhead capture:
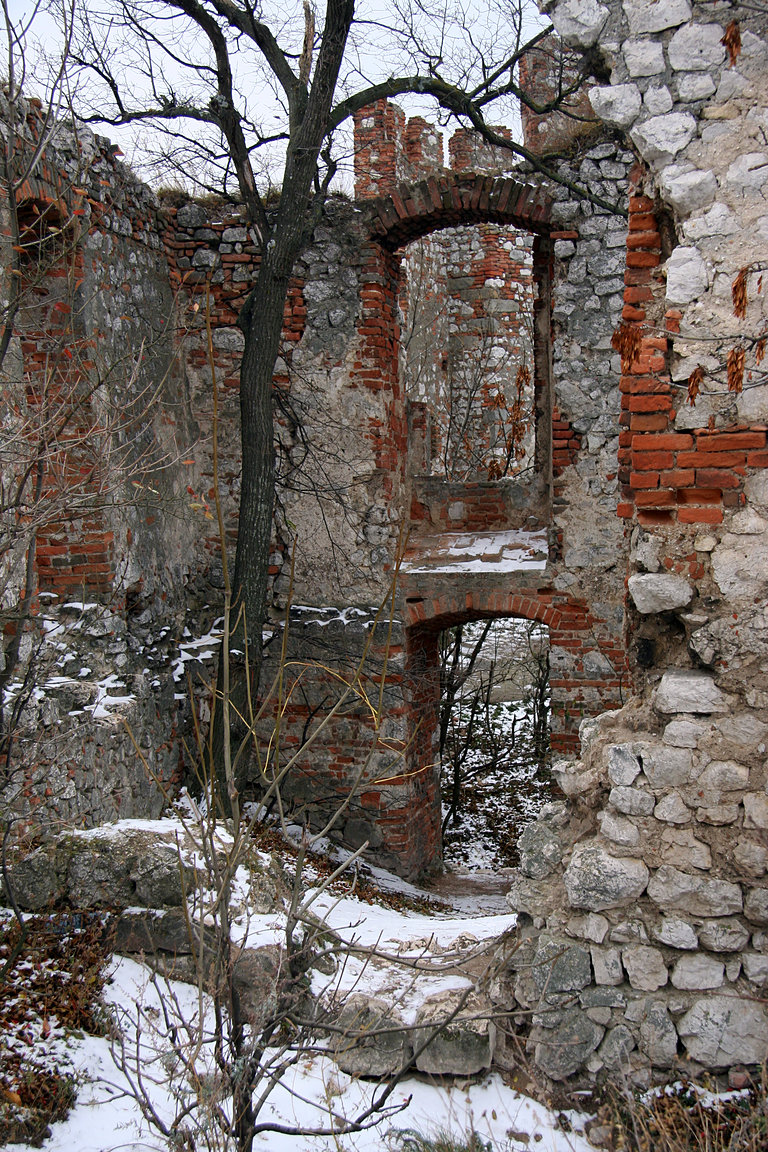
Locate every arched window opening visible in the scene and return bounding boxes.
[438,616,557,869]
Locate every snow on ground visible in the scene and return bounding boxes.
[20,953,592,1152]
[2,824,593,1152]
[401,530,548,575]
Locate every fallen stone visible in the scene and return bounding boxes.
[414,989,495,1076]
[565,842,650,911]
[330,994,413,1078]
[654,670,729,715]
[678,997,768,1066]
[628,573,693,613]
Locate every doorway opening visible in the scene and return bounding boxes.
[438,617,558,869]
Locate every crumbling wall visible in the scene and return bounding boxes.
[501,0,768,1084]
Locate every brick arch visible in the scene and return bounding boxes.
[404,590,576,632]
[364,173,553,250]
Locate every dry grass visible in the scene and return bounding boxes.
[591,1077,768,1152]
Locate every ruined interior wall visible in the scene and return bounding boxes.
[501,0,768,1084]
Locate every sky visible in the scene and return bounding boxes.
[5,0,548,194]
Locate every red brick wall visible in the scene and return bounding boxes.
[616,179,767,529]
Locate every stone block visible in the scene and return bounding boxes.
[671,954,724,990]
[631,112,697,166]
[414,990,495,1076]
[665,246,709,305]
[331,994,413,1077]
[610,785,655,816]
[589,84,642,129]
[517,822,563,879]
[654,792,691,824]
[565,841,650,911]
[532,1007,605,1080]
[628,572,693,613]
[695,912,750,949]
[658,828,712,871]
[654,670,728,715]
[623,0,692,34]
[624,38,666,76]
[647,866,742,916]
[744,888,768,925]
[550,0,610,47]
[639,1000,679,1066]
[607,744,643,786]
[623,945,668,991]
[668,23,726,71]
[654,917,698,950]
[660,167,718,217]
[600,811,641,847]
[591,945,624,985]
[678,997,768,1067]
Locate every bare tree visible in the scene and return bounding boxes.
[62,0,617,768]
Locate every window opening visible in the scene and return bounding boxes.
[400,224,536,482]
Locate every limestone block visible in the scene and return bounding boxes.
[567,913,610,943]
[517,822,563,879]
[640,744,693,789]
[663,719,704,748]
[678,997,768,1066]
[176,202,209,228]
[623,0,691,34]
[628,572,693,613]
[654,917,698,950]
[654,670,728,715]
[744,793,768,829]
[654,792,691,824]
[744,888,768,925]
[697,919,750,952]
[639,1000,679,1066]
[697,804,741,825]
[659,167,718,217]
[607,744,643,786]
[565,842,650,911]
[742,953,768,986]
[644,85,674,114]
[329,995,411,1079]
[3,850,63,910]
[623,945,668,991]
[532,934,593,994]
[677,72,717,101]
[550,0,610,47]
[671,954,724,990]
[725,153,768,195]
[624,38,666,76]
[658,828,712,871]
[600,811,641,847]
[533,1008,604,1080]
[631,112,697,166]
[665,246,709,305]
[589,84,642,128]
[610,785,655,817]
[682,202,739,240]
[699,760,750,792]
[647,866,742,916]
[734,840,768,878]
[414,990,495,1076]
[598,1024,636,1071]
[668,23,726,71]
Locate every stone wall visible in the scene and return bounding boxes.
[499,0,768,1084]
